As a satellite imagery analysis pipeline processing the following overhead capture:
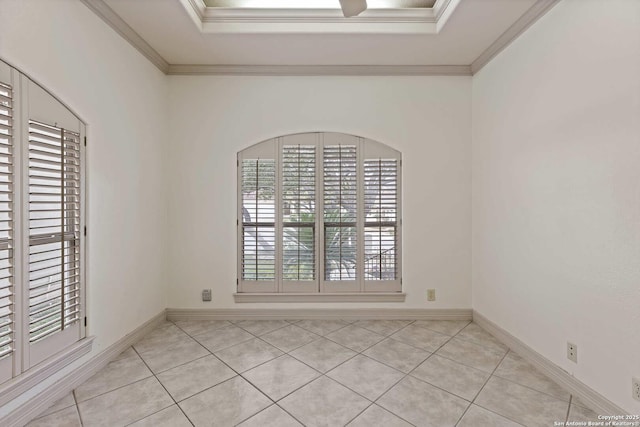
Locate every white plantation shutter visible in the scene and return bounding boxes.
[238,139,278,292]
[0,81,14,380]
[28,121,82,346]
[241,159,276,282]
[323,143,358,287]
[364,159,399,280]
[282,143,316,290]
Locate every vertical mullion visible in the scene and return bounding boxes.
[296,145,301,280]
[253,160,258,280]
[337,145,342,280]
[356,138,364,291]
[378,159,383,279]
[19,74,29,371]
[275,138,282,291]
[59,129,65,331]
[316,134,323,292]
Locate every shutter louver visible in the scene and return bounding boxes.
[364,159,398,280]
[282,145,315,281]
[0,82,14,359]
[323,145,357,281]
[28,120,81,343]
[241,159,275,281]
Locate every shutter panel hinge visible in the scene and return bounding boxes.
[84,317,87,327]
[84,226,87,236]
[84,136,87,147]
[236,278,239,286]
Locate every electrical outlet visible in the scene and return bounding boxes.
[202,289,212,302]
[633,377,640,402]
[427,289,436,301]
[567,342,577,363]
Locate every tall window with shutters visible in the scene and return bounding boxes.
[238,132,401,294]
[0,60,86,386]
[0,81,14,371]
[28,121,82,345]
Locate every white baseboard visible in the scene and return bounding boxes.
[3,310,167,427]
[473,310,627,415]
[166,308,472,321]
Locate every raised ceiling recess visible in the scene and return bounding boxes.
[180,0,459,34]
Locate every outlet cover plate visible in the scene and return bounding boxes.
[567,342,577,363]
[633,377,640,402]
[202,289,212,302]
[427,289,436,301]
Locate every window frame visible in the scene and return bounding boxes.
[237,132,402,295]
[0,59,87,387]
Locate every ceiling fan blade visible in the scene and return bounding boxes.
[339,0,367,17]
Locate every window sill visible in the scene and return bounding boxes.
[0,336,94,407]
[233,292,406,303]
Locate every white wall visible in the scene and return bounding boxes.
[167,75,472,309]
[472,0,640,412]
[0,0,168,412]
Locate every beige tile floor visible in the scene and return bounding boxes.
[27,319,602,427]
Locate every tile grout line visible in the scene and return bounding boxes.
[174,322,302,425]
[324,320,465,425]
[342,320,454,426]
[491,370,574,404]
[157,320,298,425]
[169,320,282,414]
[231,319,293,337]
[240,321,418,425]
[72,386,84,427]
[129,344,195,427]
[373,326,463,424]
[565,395,574,424]
[458,348,527,427]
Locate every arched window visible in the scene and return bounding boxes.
[0,59,86,385]
[237,132,401,294]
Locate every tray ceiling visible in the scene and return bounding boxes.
[86,0,560,75]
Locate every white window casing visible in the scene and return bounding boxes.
[238,132,401,294]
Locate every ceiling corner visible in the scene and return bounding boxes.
[80,0,170,74]
[470,0,561,75]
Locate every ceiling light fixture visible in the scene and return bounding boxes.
[339,0,368,17]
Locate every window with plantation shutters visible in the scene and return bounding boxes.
[0,60,87,387]
[238,132,401,294]
[0,81,14,379]
[28,121,81,344]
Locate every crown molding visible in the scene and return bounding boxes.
[470,0,561,75]
[167,64,472,76]
[82,0,556,77]
[79,0,169,74]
